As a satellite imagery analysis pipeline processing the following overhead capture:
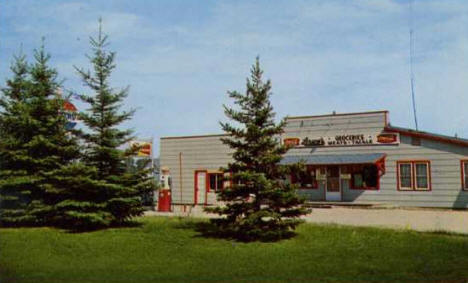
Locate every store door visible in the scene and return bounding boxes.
[195,171,206,205]
[325,166,341,201]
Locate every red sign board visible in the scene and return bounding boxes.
[377,133,398,144]
[284,138,300,146]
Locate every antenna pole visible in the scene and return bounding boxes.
[409,0,419,130]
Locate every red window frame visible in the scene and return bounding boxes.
[461,160,468,191]
[397,160,431,191]
[206,172,225,192]
[290,165,319,189]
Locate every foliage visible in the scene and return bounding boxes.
[0,43,97,228]
[0,51,36,226]
[206,58,309,241]
[75,20,154,226]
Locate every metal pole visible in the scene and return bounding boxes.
[179,152,183,205]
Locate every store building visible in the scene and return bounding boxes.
[160,110,468,209]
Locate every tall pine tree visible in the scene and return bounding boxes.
[0,43,97,227]
[208,58,308,241]
[75,20,153,225]
[0,52,36,226]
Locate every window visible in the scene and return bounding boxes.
[291,165,318,189]
[415,162,429,190]
[398,163,412,189]
[208,173,224,192]
[397,161,431,191]
[411,137,421,146]
[346,164,379,190]
[462,160,468,190]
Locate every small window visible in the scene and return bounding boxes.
[411,137,421,146]
[208,173,224,192]
[397,161,431,191]
[415,162,429,190]
[462,160,468,190]
[399,163,412,190]
[291,165,318,189]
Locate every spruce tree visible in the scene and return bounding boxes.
[75,20,153,225]
[0,52,36,226]
[0,44,100,227]
[208,58,309,241]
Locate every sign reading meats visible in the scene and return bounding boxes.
[283,132,399,147]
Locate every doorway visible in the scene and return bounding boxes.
[325,166,341,201]
[194,170,207,205]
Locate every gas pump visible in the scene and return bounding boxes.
[158,167,172,212]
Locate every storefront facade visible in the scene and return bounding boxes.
[160,111,468,209]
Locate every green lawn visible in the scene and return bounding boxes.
[1,217,468,282]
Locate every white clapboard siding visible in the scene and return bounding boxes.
[160,111,468,208]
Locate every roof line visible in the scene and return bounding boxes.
[385,126,468,147]
[286,110,388,120]
[161,133,228,140]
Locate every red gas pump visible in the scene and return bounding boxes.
[158,167,172,212]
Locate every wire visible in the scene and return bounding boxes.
[409,0,419,130]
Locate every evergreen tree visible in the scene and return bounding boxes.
[75,20,153,225]
[0,43,99,228]
[208,58,309,241]
[0,52,36,226]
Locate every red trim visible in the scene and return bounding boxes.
[385,126,468,147]
[461,160,468,191]
[396,161,413,190]
[396,160,431,191]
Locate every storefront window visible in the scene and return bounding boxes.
[349,164,378,190]
[291,165,318,189]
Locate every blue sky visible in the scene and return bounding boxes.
[1,0,468,155]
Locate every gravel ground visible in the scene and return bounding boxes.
[145,207,468,234]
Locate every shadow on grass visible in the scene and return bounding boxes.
[418,229,468,238]
[1,220,144,234]
[173,218,297,243]
[64,220,143,234]
[0,264,17,283]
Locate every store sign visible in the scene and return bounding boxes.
[284,132,399,147]
[63,101,78,130]
[376,133,398,144]
[284,138,300,146]
[129,140,152,157]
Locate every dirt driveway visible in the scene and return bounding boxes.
[301,207,468,234]
[145,206,468,234]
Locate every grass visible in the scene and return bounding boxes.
[1,217,468,282]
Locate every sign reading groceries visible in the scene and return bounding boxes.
[283,132,399,147]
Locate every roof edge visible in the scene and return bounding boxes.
[161,133,228,140]
[286,110,388,120]
[385,126,468,147]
